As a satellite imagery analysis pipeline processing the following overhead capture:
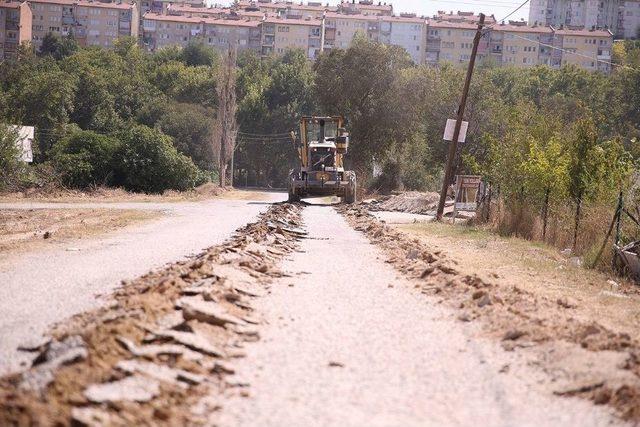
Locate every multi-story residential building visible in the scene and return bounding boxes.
[495,23,554,67]
[29,0,138,49]
[142,12,261,52]
[529,0,639,39]
[0,0,32,60]
[426,18,613,72]
[338,0,392,16]
[618,0,640,39]
[380,14,426,64]
[261,16,322,58]
[324,12,426,63]
[426,20,490,65]
[554,27,613,72]
[324,11,377,49]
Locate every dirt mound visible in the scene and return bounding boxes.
[367,191,440,215]
[192,183,228,197]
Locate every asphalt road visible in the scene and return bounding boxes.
[0,193,284,375]
[219,205,620,427]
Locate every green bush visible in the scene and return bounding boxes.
[0,125,27,191]
[114,125,206,193]
[52,128,121,188]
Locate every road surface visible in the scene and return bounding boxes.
[0,193,284,375]
[219,205,620,427]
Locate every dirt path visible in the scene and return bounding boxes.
[219,206,620,426]
[0,193,283,375]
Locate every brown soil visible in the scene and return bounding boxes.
[0,203,304,426]
[0,209,158,255]
[338,204,640,422]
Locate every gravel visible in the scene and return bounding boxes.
[219,205,620,427]
[0,194,284,375]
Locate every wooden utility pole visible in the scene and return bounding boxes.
[436,13,485,221]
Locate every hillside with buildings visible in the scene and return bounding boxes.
[1,0,633,71]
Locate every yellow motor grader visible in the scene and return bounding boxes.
[288,116,357,203]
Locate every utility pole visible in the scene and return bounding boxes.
[435,13,485,221]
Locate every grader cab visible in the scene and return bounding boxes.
[288,116,357,203]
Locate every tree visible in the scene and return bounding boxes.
[180,40,218,67]
[114,125,204,193]
[0,125,24,190]
[314,36,413,179]
[138,99,215,170]
[52,127,121,188]
[212,46,238,187]
[39,33,78,60]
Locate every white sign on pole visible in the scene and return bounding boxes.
[443,119,469,143]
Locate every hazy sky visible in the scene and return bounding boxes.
[219,0,531,22]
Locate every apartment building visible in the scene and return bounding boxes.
[261,16,322,58]
[529,0,639,39]
[427,19,613,72]
[0,0,32,60]
[324,11,376,49]
[495,24,554,67]
[555,27,613,72]
[618,0,640,39]
[426,20,490,64]
[29,0,138,49]
[379,15,426,64]
[142,12,261,52]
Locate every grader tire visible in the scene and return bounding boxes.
[288,174,301,203]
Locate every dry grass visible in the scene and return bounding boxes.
[484,199,640,270]
[0,184,245,203]
[0,209,159,256]
[399,220,640,338]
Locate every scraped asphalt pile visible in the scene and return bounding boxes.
[0,203,304,426]
[366,191,441,215]
[337,204,640,422]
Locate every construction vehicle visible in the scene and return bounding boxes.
[288,116,357,203]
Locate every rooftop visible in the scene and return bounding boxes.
[143,11,262,27]
[30,0,136,10]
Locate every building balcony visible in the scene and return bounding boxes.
[62,16,75,25]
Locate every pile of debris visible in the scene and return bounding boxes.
[338,204,640,422]
[365,191,441,215]
[0,203,305,426]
